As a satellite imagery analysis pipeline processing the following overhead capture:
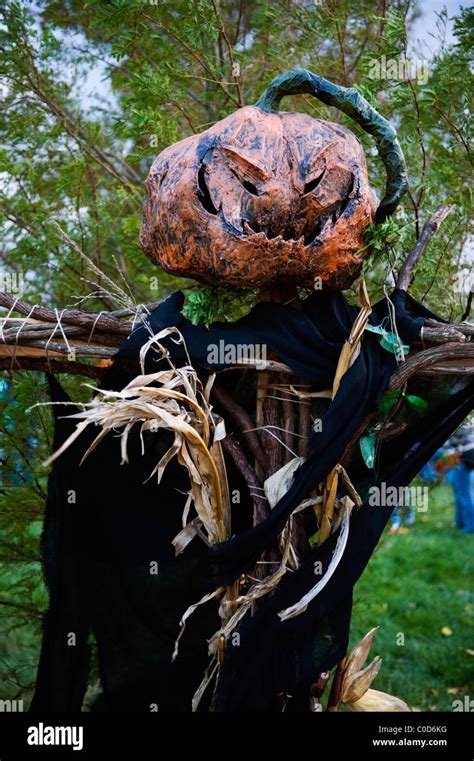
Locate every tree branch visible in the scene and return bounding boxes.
[389,343,474,388]
[221,433,268,522]
[212,382,266,470]
[210,0,244,107]
[0,357,106,379]
[396,205,455,291]
[461,292,473,322]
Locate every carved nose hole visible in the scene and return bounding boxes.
[242,179,259,195]
[231,169,259,196]
[303,169,325,195]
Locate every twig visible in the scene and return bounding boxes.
[0,358,105,379]
[210,0,244,107]
[1,321,125,346]
[0,599,43,620]
[0,292,133,334]
[461,292,473,322]
[212,383,266,470]
[424,319,474,337]
[0,339,116,358]
[432,103,472,158]
[221,433,268,522]
[335,17,348,86]
[396,205,455,291]
[143,13,240,107]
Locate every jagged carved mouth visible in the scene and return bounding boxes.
[196,163,355,247]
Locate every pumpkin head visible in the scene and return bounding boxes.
[140,69,407,290]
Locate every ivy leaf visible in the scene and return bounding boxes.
[378,389,402,413]
[379,332,408,358]
[360,430,376,469]
[365,323,409,358]
[405,394,428,412]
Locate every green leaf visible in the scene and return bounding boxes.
[405,395,429,412]
[182,287,257,327]
[360,430,376,469]
[365,323,409,358]
[378,389,402,413]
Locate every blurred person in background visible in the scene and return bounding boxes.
[441,425,474,534]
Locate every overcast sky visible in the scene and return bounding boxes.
[410,0,465,53]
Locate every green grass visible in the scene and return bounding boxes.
[350,484,474,711]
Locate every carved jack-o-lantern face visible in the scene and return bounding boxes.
[140,70,408,290]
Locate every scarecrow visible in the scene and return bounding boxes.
[2,70,472,712]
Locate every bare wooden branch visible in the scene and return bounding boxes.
[212,383,267,471]
[0,291,133,334]
[424,318,474,337]
[221,433,268,522]
[0,357,105,379]
[418,323,467,344]
[1,320,125,347]
[389,343,474,388]
[396,205,455,291]
[1,339,117,358]
[461,291,473,322]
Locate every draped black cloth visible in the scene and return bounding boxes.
[30,289,473,712]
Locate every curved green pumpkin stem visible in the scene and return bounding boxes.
[255,69,408,223]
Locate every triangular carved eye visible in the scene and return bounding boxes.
[303,169,325,195]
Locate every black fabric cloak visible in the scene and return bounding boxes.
[30,289,473,712]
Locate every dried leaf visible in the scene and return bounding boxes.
[278,501,352,621]
[173,587,224,662]
[42,332,230,547]
[344,627,379,683]
[172,517,203,556]
[440,626,453,637]
[342,656,382,703]
[213,417,227,444]
[192,659,219,712]
[264,457,304,508]
[348,688,410,712]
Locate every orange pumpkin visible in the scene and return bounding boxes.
[140,69,407,290]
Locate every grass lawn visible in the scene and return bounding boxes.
[350,483,474,711]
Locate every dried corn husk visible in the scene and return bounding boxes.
[172,517,205,556]
[41,332,230,547]
[342,656,382,703]
[278,498,353,621]
[192,658,219,712]
[264,456,305,507]
[344,627,379,683]
[172,587,224,662]
[348,688,410,712]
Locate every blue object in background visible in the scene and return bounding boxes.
[419,460,439,482]
[446,463,474,534]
